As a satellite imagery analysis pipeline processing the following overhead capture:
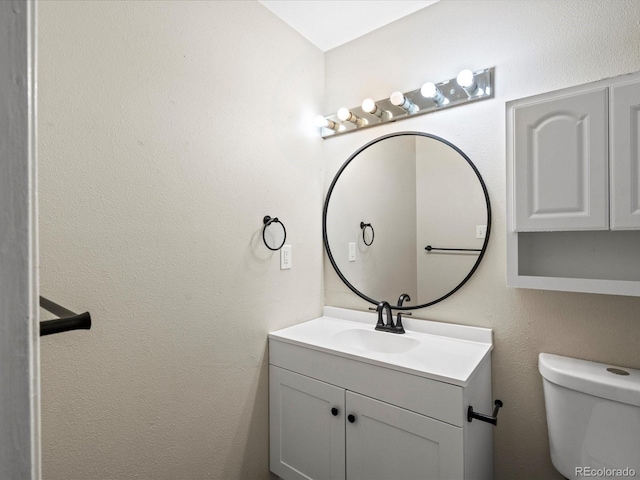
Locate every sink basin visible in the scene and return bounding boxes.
[268,307,493,386]
[332,328,420,354]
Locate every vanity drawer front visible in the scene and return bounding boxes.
[270,339,464,427]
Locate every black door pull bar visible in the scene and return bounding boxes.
[39,296,91,337]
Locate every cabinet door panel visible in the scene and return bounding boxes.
[270,366,346,480]
[513,87,608,231]
[345,392,463,480]
[610,79,640,229]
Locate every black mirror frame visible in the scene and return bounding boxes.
[322,131,492,310]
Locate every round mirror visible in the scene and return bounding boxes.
[323,132,491,310]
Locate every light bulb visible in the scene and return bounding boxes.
[314,115,328,128]
[456,69,479,96]
[314,115,339,131]
[361,98,389,119]
[456,70,474,88]
[390,91,419,114]
[361,98,377,114]
[420,82,446,106]
[337,108,367,127]
[337,108,350,121]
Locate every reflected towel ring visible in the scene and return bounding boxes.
[263,216,287,251]
[360,222,374,246]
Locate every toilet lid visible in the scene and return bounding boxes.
[539,353,640,407]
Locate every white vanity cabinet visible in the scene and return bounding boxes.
[270,366,464,480]
[269,308,494,480]
[507,70,640,296]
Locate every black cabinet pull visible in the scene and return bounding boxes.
[331,407,339,416]
[347,414,356,423]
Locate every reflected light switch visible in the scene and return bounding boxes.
[476,225,487,239]
[349,243,356,262]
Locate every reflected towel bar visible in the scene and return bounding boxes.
[425,245,481,252]
[39,296,92,337]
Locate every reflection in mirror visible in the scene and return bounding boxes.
[360,222,374,246]
[323,132,490,309]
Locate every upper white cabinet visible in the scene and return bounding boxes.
[507,70,640,296]
[610,79,640,230]
[512,87,609,231]
[511,74,640,233]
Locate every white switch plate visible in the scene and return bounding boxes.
[348,242,356,262]
[476,225,487,239]
[280,245,291,269]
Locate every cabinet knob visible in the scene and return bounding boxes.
[347,414,356,423]
[331,407,339,416]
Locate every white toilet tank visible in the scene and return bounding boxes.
[539,353,640,480]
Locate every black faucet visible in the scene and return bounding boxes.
[374,300,407,334]
[397,293,410,306]
[375,301,394,331]
[394,293,412,334]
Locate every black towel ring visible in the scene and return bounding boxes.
[263,216,287,251]
[360,222,374,246]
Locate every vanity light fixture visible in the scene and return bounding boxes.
[314,67,494,138]
[314,115,341,132]
[420,82,448,106]
[362,98,392,120]
[457,69,480,97]
[338,107,367,127]
[390,91,419,114]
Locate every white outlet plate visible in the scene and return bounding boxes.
[280,245,291,269]
[476,225,487,239]
[348,242,356,262]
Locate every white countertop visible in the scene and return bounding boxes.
[269,307,493,387]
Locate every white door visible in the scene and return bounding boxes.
[270,366,346,480]
[512,87,609,231]
[345,391,463,480]
[0,1,40,478]
[610,78,640,229]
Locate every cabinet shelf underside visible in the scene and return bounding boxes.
[518,230,640,281]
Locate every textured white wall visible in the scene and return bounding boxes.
[38,1,640,478]
[38,1,323,479]
[323,1,640,479]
